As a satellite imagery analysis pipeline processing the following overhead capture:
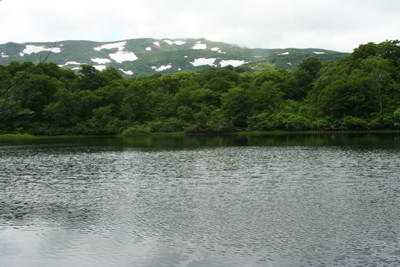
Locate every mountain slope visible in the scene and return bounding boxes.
[0,38,348,77]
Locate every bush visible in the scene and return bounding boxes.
[121,125,151,135]
[146,118,184,132]
[340,116,368,130]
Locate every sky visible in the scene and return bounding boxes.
[0,0,399,52]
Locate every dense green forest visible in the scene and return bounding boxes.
[1,40,400,136]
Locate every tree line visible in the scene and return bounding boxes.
[1,40,400,135]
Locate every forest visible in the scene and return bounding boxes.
[1,40,400,136]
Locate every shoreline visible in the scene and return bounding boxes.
[1,129,400,140]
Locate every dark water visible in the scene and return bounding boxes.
[1,133,400,266]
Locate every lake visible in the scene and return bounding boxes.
[1,133,400,266]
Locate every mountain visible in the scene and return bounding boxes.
[0,38,349,77]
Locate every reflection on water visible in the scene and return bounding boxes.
[1,133,400,266]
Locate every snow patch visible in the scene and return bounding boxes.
[146,47,152,51]
[1,52,9,58]
[163,40,174,45]
[151,64,172,71]
[184,55,188,58]
[192,43,207,49]
[91,58,111,64]
[178,68,181,71]
[20,45,61,55]
[94,65,107,71]
[191,58,216,67]
[278,52,289,55]
[119,68,134,75]
[287,62,292,65]
[174,40,186,45]
[211,47,224,53]
[86,42,132,63]
[313,51,325,54]
[109,51,138,63]
[219,60,247,67]
[58,61,83,67]
[154,41,160,47]
[94,41,126,51]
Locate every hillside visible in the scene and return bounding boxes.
[0,38,349,77]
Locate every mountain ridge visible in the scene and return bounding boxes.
[0,38,349,77]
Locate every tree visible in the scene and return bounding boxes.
[310,56,399,120]
[77,65,100,91]
[220,86,253,127]
[293,57,322,94]
[358,57,395,114]
[0,50,52,115]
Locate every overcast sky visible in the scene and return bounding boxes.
[1,0,399,52]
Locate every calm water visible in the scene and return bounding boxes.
[1,133,400,266]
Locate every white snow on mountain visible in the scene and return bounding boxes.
[174,40,186,45]
[20,45,61,56]
[94,41,126,51]
[192,43,207,49]
[219,60,246,67]
[119,69,134,75]
[154,41,160,46]
[92,41,137,63]
[191,58,216,66]
[1,52,9,58]
[58,61,83,67]
[211,47,223,53]
[313,51,325,54]
[278,52,289,55]
[151,64,172,71]
[211,47,224,53]
[146,47,152,51]
[163,40,174,45]
[161,39,186,45]
[109,51,138,63]
[94,65,106,71]
[91,58,111,64]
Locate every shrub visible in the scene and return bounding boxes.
[121,125,151,135]
[341,116,368,130]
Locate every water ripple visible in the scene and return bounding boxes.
[0,142,400,266]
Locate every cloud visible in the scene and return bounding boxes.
[0,0,400,52]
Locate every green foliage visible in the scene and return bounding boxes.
[292,57,322,94]
[121,125,151,135]
[220,86,253,127]
[1,39,400,135]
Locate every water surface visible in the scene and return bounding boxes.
[1,133,400,266]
